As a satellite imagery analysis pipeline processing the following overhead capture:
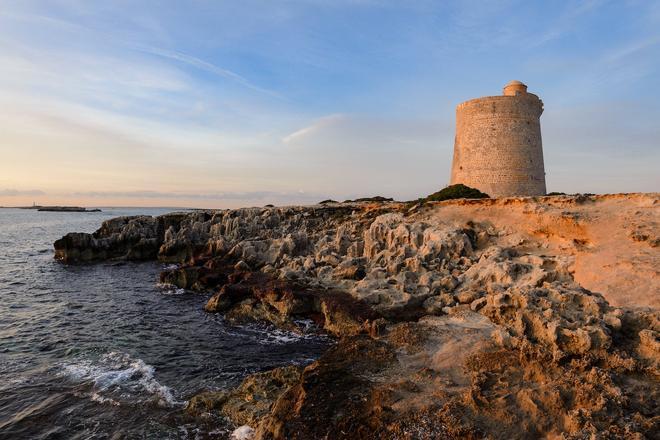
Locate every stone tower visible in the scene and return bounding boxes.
[449,80,546,197]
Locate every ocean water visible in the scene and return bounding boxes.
[0,208,329,439]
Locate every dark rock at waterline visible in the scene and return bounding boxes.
[54,216,163,263]
[256,335,399,440]
[156,248,385,337]
[159,263,230,291]
[159,266,202,290]
[53,212,201,263]
[204,271,384,338]
[186,365,303,427]
[185,335,405,440]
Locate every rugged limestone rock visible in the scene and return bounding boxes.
[256,334,400,440]
[478,281,613,357]
[250,310,659,439]
[187,365,303,427]
[203,271,382,337]
[54,194,660,438]
[53,195,659,309]
[53,213,192,263]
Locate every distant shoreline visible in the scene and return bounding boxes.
[4,206,102,212]
[0,205,196,210]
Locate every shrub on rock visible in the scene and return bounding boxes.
[423,184,489,202]
[344,196,394,203]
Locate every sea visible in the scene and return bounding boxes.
[0,208,330,439]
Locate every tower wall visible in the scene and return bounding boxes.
[450,90,546,197]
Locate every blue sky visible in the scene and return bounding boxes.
[0,0,658,207]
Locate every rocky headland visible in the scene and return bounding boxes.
[54,193,659,439]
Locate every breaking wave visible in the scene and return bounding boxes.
[59,351,183,408]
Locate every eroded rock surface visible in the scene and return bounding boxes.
[54,194,660,438]
[186,365,303,428]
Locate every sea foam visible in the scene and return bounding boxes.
[59,351,182,408]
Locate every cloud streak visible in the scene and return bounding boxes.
[0,189,45,196]
[282,114,347,144]
[133,45,283,99]
[70,190,322,201]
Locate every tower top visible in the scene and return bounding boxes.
[503,80,527,96]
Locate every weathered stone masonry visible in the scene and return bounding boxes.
[450,80,546,197]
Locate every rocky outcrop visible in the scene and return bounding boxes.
[186,365,303,428]
[201,268,383,337]
[53,212,194,263]
[54,194,660,438]
[215,307,659,439]
[54,216,161,263]
[257,334,399,439]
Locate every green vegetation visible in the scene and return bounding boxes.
[406,184,489,209]
[422,184,489,202]
[343,196,394,203]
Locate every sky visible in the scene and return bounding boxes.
[0,0,658,208]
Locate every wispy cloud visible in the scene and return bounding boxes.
[0,188,45,196]
[133,45,283,99]
[282,114,347,144]
[1,9,280,99]
[70,190,322,201]
[529,0,605,47]
[283,114,452,151]
[603,35,660,65]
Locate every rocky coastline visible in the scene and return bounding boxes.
[54,194,659,439]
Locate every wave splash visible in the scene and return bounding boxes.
[59,351,183,408]
[155,282,186,295]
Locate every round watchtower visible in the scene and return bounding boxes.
[449,81,546,197]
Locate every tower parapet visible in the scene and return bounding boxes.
[449,81,546,197]
[503,79,528,96]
